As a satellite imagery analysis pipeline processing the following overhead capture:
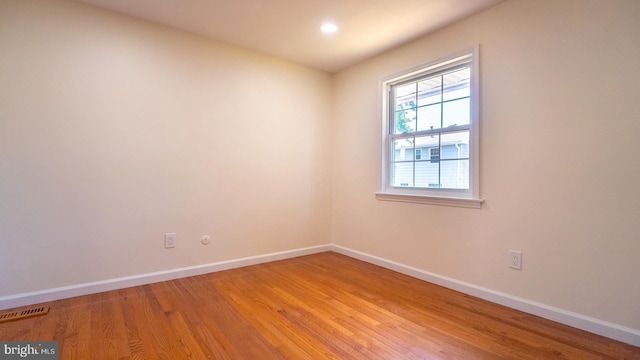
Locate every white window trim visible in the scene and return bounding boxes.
[376,46,484,209]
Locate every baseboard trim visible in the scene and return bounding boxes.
[0,244,332,311]
[330,244,640,347]
[1,243,638,347]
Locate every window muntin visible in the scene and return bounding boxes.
[379,48,481,206]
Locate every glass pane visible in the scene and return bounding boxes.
[417,76,441,106]
[443,67,470,101]
[440,131,470,160]
[416,104,441,131]
[430,147,440,163]
[415,161,439,188]
[395,83,416,111]
[394,108,416,134]
[442,98,470,127]
[414,135,439,151]
[392,138,414,162]
[440,159,469,189]
[393,162,414,187]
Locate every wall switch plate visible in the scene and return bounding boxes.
[509,250,522,270]
[165,233,176,248]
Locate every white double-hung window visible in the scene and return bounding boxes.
[376,47,483,208]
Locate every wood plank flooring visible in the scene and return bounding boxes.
[1,252,639,359]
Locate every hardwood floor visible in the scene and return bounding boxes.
[1,252,639,359]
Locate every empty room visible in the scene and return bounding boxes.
[1,0,639,358]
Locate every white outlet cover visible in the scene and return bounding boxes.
[165,233,176,248]
[508,250,522,270]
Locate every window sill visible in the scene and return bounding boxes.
[375,192,484,209]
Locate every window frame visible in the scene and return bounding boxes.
[376,46,483,209]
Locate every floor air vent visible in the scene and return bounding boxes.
[0,306,50,324]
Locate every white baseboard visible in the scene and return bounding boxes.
[330,244,640,347]
[1,243,638,347]
[0,244,332,311]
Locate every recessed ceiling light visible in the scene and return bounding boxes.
[320,23,338,33]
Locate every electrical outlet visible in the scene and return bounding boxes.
[165,233,176,248]
[508,250,522,270]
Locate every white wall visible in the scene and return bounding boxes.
[0,0,332,295]
[331,0,640,330]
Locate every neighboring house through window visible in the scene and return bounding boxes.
[376,47,483,208]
